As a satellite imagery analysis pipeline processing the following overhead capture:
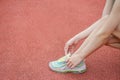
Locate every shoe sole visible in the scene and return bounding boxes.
[49,67,87,74]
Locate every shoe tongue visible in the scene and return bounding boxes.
[57,53,71,62]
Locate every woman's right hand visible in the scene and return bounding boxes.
[64,37,79,55]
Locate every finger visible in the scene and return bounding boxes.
[69,48,74,54]
[64,46,69,55]
[66,60,71,66]
[69,63,74,68]
[67,62,73,68]
[65,57,70,62]
[71,64,76,69]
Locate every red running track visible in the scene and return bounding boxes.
[0,0,120,80]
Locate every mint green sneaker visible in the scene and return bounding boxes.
[49,54,87,73]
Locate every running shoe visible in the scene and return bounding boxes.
[49,53,86,73]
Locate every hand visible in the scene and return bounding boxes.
[66,53,84,68]
[64,37,79,55]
